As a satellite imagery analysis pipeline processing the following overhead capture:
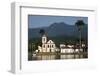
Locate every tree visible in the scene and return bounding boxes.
[39,29,45,36]
[75,20,85,52]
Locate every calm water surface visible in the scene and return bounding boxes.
[32,54,87,60]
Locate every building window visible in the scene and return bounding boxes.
[43,45,45,48]
[44,38,45,41]
[52,45,53,48]
[50,49,51,52]
[50,45,51,48]
[48,45,49,48]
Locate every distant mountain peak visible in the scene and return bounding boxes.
[28,22,87,39]
[51,22,68,25]
[59,22,67,24]
[49,22,71,28]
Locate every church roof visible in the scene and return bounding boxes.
[47,40,54,44]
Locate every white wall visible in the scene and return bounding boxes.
[0,0,100,76]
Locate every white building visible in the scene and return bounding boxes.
[60,44,66,48]
[60,44,83,53]
[61,47,75,53]
[35,34,56,53]
[60,45,75,53]
[60,44,74,53]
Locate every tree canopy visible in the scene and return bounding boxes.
[75,20,85,31]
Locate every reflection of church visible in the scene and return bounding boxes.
[35,34,58,53]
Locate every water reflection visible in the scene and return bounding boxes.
[32,54,87,60]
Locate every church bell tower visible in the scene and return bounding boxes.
[42,34,47,44]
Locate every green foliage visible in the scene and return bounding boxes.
[28,37,41,52]
[39,29,45,36]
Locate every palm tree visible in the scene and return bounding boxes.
[75,20,85,53]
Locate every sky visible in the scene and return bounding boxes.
[28,15,88,28]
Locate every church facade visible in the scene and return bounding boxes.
[35,34,57,53]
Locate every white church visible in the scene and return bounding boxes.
[35,34,58,53]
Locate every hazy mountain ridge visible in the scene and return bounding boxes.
[28,22,88,39]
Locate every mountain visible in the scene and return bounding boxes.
[28,22,88,39]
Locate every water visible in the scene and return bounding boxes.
[32,54,87,60]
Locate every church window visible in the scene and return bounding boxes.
[48,45,49,48]
[52,45,54,48]
[43,45,45,48]
[50,49,51,52]
[44,38,45,41]
[50,45,51,48]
